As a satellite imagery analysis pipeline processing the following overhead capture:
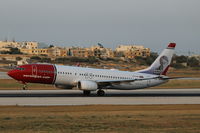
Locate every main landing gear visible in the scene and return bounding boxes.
[83,90,91,96]
[97,89,105,96]
[83,90,105,96]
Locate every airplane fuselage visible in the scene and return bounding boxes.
[8,64,168,90]
[56,65,167,90]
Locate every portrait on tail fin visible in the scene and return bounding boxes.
[154,56,169,75]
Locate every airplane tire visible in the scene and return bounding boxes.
[97,90,105,96]
[22,85,27,90]
[83,90,91,96]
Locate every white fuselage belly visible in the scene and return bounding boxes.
[54,65,167,90]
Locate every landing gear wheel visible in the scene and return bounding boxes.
[83,90,91,96]
[22,84,27,90]
[97,90,105,96]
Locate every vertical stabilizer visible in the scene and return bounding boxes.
[137,43,176,75]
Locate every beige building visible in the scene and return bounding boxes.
[0,41,20,51]
[0,41,38,50]
[20,42,38,49]
[116,45,145,52]
[69,45,114,58]
[0,40,150,59]
[20,46,68,57]
[115,45,150,59]
[47,47,68,57]
[0,41,20,48]
[69,47,93,58]
[20,48,48,55]
[90,45,114,58]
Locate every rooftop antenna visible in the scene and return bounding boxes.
[12,37,15,42]
[4,37,8,42]
[98,43,104,48]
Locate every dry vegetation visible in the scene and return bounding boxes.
[0,105,200,133]
[151,79,200,89]
[167,68,200,78]
[0,79,56,90]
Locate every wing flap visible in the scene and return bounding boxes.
[96,77,159,84]
[95,75,187,87]
[159,76,188,80]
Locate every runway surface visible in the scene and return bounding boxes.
[0,89,200,106]
[0,72,11,79]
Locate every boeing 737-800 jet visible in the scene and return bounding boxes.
[8,43,176,96]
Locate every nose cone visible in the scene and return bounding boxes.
[7,70,17,79]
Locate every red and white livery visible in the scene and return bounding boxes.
[8,43,176,96]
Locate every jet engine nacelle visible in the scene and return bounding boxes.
[77,81,98,91]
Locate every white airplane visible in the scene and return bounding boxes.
[8,43,176,96]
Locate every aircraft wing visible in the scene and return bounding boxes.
[158,75,186,80]
[96,76,160,86]
[95,75,188,86]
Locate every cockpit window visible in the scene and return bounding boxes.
[16,67,25,70]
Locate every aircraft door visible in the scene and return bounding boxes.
[32,65,37,76]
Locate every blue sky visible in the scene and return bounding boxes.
[0,0,199,54]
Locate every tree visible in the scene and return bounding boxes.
[135,56,147,65]
[145,52,158,65]
[5,48,23,54]
[88,56,98,63]
[174,55,187,63]
[188,57,199,67]
[171,63,186,69]
[16,57,22,61]
[41,58,51,63]
[30,56,41,61]
[49,45,54,48]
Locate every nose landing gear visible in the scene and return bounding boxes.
[20,82,27,90]
[22,84,27,90]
